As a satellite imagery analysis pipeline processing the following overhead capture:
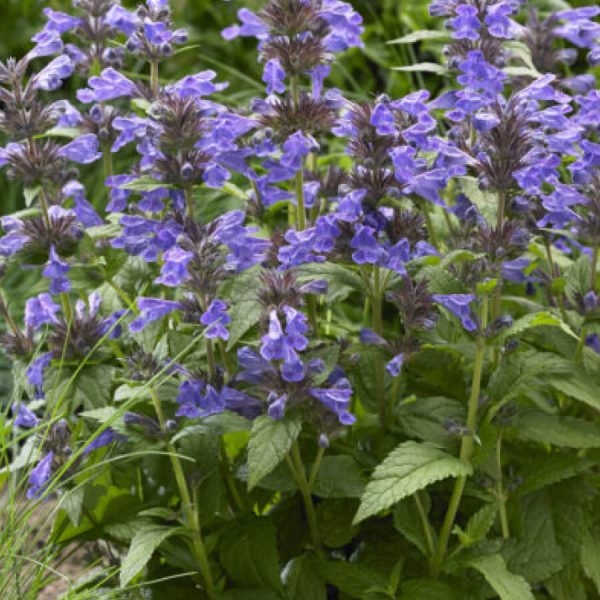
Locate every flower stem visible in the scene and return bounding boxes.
[184,185,194,220]
[150,390,216,598]
[150,61,160,97]
[415,492,435,557]
[288,441,321,550]
[372,266,386,428]
[591,244,598,292]
[432,296,487,576]
[495,433,510,539]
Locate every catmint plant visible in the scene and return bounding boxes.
[2,0,600,597]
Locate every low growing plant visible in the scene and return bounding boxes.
[2,0,600,598]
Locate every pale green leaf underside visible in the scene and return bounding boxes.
[468,554,534,600]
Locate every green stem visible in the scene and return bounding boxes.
[372,267,386,428]
[308,446,325,490]
[591,245,598,292]
[422,204,438,250]
[496,190,505,232]
[150,61,159,97]
[295,169,306,231]
[184,185,194,220]
[150,390,216,598]
[432,296,488,576]
[40,191,51,230]
[60,293,72,324]
[415,492,435,557]
[107,278,135,310]
[544,239,568,322]
[495,433,510,539]
[206,338,216,383]
[576,325,587,364]
[220,437,246,513]
[289,441,321,550]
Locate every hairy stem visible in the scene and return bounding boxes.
[150,390,216,597]
[432,296,488,576]
[372,267,386,428]
[288,441,321,550]
[496,433,510,539]
[591,244,598,292]
[150,61,160,97]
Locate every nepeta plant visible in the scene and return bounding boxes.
[3,0,600,597]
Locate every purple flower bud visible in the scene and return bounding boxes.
[28,31,63,59]
[360,328,387,346]
[83,429,123,455]
[26,352,53,398]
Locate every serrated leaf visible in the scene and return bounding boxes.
[457,503,497,547]
[311,559,389,600]
[121,176,173,191]
[284,554,326,600]
[312,455,366,498]
[581,532,600,594]
[495,312,562,343]
[219,516,283,592]
[398,579,460,600]
[120,525,182,587]
[548,369,600,410]
[510,410,600,448]
[393,62,448,74]
[247,414,301,489]
[387,30,449,44]
[468,554,534,600]
[354,442,472,524]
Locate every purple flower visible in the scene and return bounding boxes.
[43,246,71,295]
[83,429,123,455]
[263,58,286,94]
[384,239,411,274]
[484,2,513,38]
[155,246,193,287]
[457,51,506,95]
[201,299,231,341]
[351,225,384,265]
[62,181,103,227]
[77,69,137,103]
[360,328,387,346]
[281,132,318,171]
[106,5,140,35]
[449,5,481,40]
[221,8,269,40]
[26,352,53,399]
[371,102,397,136]
[13,403,39,429]
[28,31,63,59]
[309,378,355,425]
[27,451,54,500]
[58,134,102,164]
[25,294,60,331]
[432,294,478,332]
[43,8,82,33]
[176,380,225,418]
[129,298,183,332]
[35,55,74,91]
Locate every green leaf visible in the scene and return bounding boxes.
[317,499,359,548]
[284,555,327,600]
[387,30,449,44]
[219,516,283,592]
[581,532,600,594]
[220,590,280,600]
[510,410,600,448]
[224,269,263,350]
[455,503,497,547]
[548,368,600,410]
[354,442,472,524]
[565,256,592,304]
[393,62,448,74]
[120,525,182,587]
[467,554,534,600]
[495,311,564,343]
[23,186,41,208]
[247,414,301,489]
[311,559,389,600]
[121,176,174,191]
[312,455,366,499]
[398,579,460,600]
